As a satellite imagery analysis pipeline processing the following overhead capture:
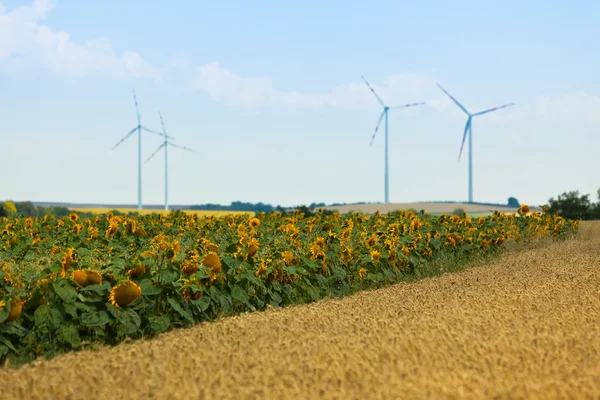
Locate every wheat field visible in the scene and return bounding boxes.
[1,222,598,400]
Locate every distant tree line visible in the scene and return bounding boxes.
[546,189,600,221]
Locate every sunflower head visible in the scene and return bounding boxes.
[6,298,23,322]
[248,238,259,258]
[85,270,103,286]
[519,204,530,215]
[358,268,367,279]
[181,259,199,276]
[127,264,146,278]
[109,280,142,307]
[202,253,222,273]
[249,218,260,228]
[71,270,88,287]
[370,250,381,262]
[281,251,293,266]
[69,213,79,222]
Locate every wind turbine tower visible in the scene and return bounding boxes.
[362,76,426,204]
[436,83,514,204]
[111,90,170,209]
[146,112,195,211]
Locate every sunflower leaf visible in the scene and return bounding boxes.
[52,279,77,303]
[81,310,111,327]
[111,307,141,336]
[167,297,193,323]
[58,324,80,347]
[231,285,249,303]
[0,336,16,352]
[148,315,170,333]
[34,304,63,333]
[190,296,211,312]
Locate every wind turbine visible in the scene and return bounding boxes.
[145,112,195,211]
[362,76,426,204]
[111,90,172,210]
[436,83,514,204]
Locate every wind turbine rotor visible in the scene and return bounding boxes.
[370,110,386,146]
[361,76,386,107]
[472,102,515,117]
[458,117,472,161]
[111,127,138,150]
[436,83,470,115]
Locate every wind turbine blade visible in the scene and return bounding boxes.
[361,76,386,107]
[389,102,427,110]
[472,103,515,116]
[167,142,196,153]
[141,126,174,139]
[111,127,138,150]
[436,83,470,115]
[145,143,166,163]
[158,112,167,137]
[458,118,471,161]
[369,110,386,147]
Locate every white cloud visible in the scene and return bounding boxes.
[191,62,439,111]
[0,0,160,80]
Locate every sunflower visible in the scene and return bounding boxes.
[71,270,88,287]
[7,298,23,322]
[181,280,203,300]
[69,213,79,222]
[519,204,530,215]
[358,268,367,279]
[85,270,103,286]
[181,258,199,275]
[248,238,259,258]
[0,300,5,312]
[127,264,145,278]
[365,234,378,249]
[109,280,142,307]
[202,253,222,273]
[60,248,77,277]
[281,250,293,266]
[370,250,381,263]
[249,218,260,228]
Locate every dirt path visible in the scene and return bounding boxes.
[2,223,599,400]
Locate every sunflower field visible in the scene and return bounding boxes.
[0,206,578,367]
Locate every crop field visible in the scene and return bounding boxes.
[69,207,254,217]
[0,221,596,399]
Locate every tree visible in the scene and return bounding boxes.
[507,197,520,208]
[547,191,591,220]
[2,201,17,218]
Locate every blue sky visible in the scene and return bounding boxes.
[1,0,598,208]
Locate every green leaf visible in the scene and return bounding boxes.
[139,279,163,296]
[159,269,178,285]
[34,304,63,332]
[58,324,80,347]
[52,279,77,303]
[63,303,79,319]
[0,336,16,352]
[79,281,111,295]
[167,297,193,323]
[225,243,238,254]
[81,310,111,327]
[231,285,249,303]
[269,291,282,306]
[0,307,8,324]
[148,315,170,333]
[111,307,141,336]
[190,296,211,312]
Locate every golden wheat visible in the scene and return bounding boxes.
[1,222,598,400]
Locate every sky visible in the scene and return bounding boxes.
[0,0,598,208]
